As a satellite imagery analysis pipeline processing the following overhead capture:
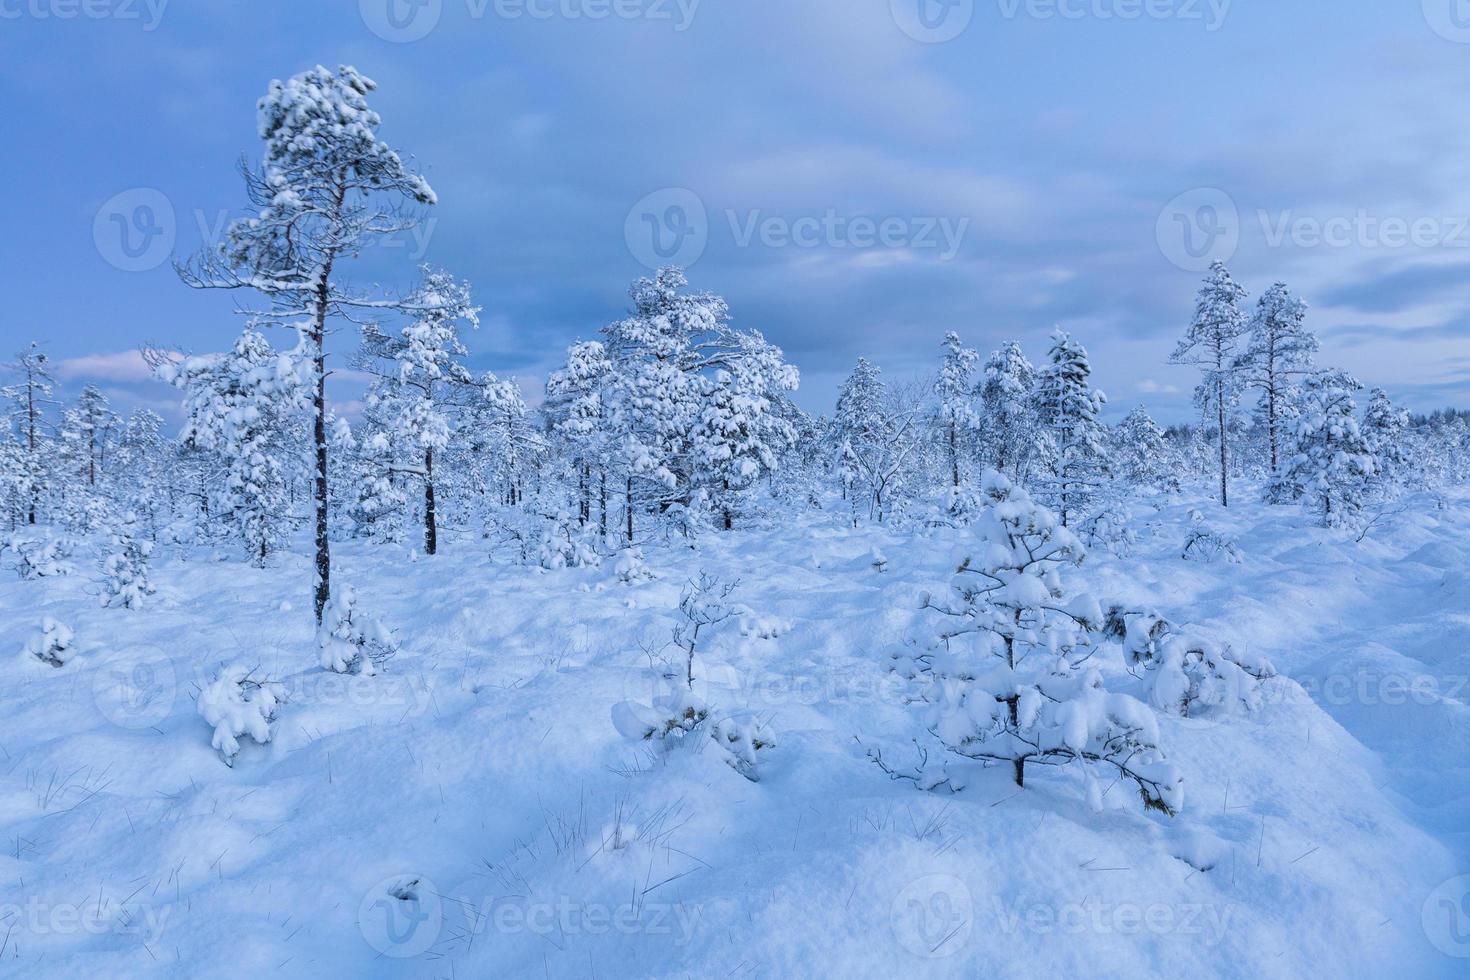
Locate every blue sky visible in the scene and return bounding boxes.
[3,0,1469,423]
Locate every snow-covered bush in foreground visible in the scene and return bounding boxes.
[10,536,76,579]
[99,510,155,609]
[710,715,776,780]
[613,688,710,743]
[1275,370,1378,528]
[1078,496,1136,557]
[538,511,602,570]
[1104,605,1277,717]
[24,618,76,667]
[1181,513,1243,564]
[612,547,655,584]
[318,585,398,676]
[488,507,602,569]
[197,664,284,767]
[887,470,1183,815]
[612,575,775,781]
[612,690,775,782]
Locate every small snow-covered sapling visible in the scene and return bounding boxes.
[99,510,155,609]
[318,584,399,676]
[898,470,1183,816]
[12,537,76,580]
[197,664,284,767]
[24,618,76,667]
[613,547,655,584]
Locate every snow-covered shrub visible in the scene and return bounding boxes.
[318,584,399,676]
[611,691,775,782]
[1104,605,1276,717]
[1181,524,1242,564]
[99,510,155,609]
[11,537,76,579]
[612,574,773,781]
[1148,635,1276,717]
[59,494,111,535]
[612,688,711,743]
[1102,605,1171,666]
[24,618,76,667]
[197,664,284,767]
[1275,370,1377,528]
[924,484,984,529]
[346,437,408,544]
[710,715,775,781]
[612,547,655,585]
[1078,498,1136,557]
[538,511,602,569]
[890,470,1183,815]
[1363,387,1413,497]
[160,516,201,550]
[159,329,308,565]
[658,500,708,545]
[668,573,739,688]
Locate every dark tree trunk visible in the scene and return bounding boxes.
[1215,353,1229,508]
[424,445,437,556]
[312,330,330,621]
[578,464,589,526]
[949,423,960,489]
[26,382,37,525]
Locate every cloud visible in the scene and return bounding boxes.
[52,350,158,383]
[1318,261,1470,314]
[1136,380,1181,395]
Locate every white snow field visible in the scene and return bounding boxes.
[3,487,1468,979]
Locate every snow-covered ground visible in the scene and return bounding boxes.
[3,487,1468,978]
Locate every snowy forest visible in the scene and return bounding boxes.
[6,24,1470,980]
